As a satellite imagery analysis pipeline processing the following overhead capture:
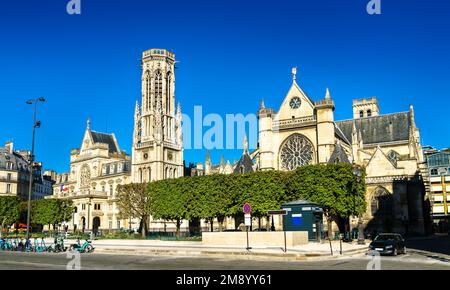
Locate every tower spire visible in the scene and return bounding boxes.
[325,88,331,99]
[86,118,91,130]
[259,99,265,110]
[292,67,297,83]
[243,133,248,154]
[410,104,416,130]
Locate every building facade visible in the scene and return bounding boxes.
[0,141,53,200]
[0,142,31,198]
[52,120,133,232]
[425,149,450,233]
[196,68,430,235]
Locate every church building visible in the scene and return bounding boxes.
[253,68,429,234]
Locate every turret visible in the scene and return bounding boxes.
[258,99,275,170]
[315,88,335,163]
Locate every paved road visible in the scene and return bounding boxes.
[1,235,449,270]
[0,250,449,270]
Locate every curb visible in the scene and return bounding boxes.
[93,246,369,261]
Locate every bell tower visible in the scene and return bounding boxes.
[132,49,183,183]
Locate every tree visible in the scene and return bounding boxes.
[116,183,150,238]
[148,178,187,238]
[286,163,366,235]
[0,196,21,237]
[31,199,74,231]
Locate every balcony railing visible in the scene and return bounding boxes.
[273,116,317,130]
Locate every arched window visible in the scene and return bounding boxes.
[166,72,172,113]
[80,165,91,187]
[279,134,314,171]
[367,109,372,117]
[145,71,150,111]
[173,168,177,178]
[154,70,162,109]
[359,110,364,118]
[148,168,152,181]
[139,168,143,183]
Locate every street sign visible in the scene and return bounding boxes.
[267,210,288,215]
[243,202,251,214]
[244,213,252,226]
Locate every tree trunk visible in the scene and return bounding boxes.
[265,216,271,231]
[176,219,181,239]
[258,217,261,230]
[141,216,146,238]
[210,218,214,232]
[218,216,224,232]
[327,215,333,240]
[0,219,5,238]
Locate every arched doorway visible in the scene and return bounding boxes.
[368,187,394,234]
[93,217,101,235]
[81,217,86,233]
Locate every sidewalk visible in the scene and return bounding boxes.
[46,238,369,261]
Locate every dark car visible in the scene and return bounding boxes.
[369,233,406,256]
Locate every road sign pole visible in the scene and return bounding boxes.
[284,228,287,253]
[246,226,250,251]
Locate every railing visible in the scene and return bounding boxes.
[273,116,317,130]
[315,99,334,106]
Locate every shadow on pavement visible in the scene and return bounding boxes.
[406,235,450,257]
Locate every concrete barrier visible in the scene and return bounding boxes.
[202,231,308,247]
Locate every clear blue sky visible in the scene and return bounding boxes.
[1,0,449,173]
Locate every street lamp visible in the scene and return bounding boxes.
[352,167,365,245]
[25,97,45,238]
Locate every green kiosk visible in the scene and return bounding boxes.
[282,200,324,241]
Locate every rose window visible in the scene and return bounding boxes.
[280,134,314,170]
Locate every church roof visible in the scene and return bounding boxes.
[90,131,119,153]
[336,112,411,145]
[334,123,351,145]
[233,153,254,174]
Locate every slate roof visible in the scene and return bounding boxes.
[90,131,119,153]
[0,147,29,171]
[233,153,254,174]
[336,112,411,145]
[334,123,351,145]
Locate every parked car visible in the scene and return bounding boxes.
[369,233,406,256]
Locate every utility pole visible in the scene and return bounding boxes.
[25,97,45,238]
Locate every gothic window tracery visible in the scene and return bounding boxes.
[387,150,400,167]
[154,70,162,110]
[80,165,91,188]
[279,134,314,170]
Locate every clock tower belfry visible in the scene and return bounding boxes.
[131,49,183,183]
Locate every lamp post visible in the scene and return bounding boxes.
[352,166,366,245]
[25,97,45,238]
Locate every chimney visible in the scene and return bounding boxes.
[5,141,13,154]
